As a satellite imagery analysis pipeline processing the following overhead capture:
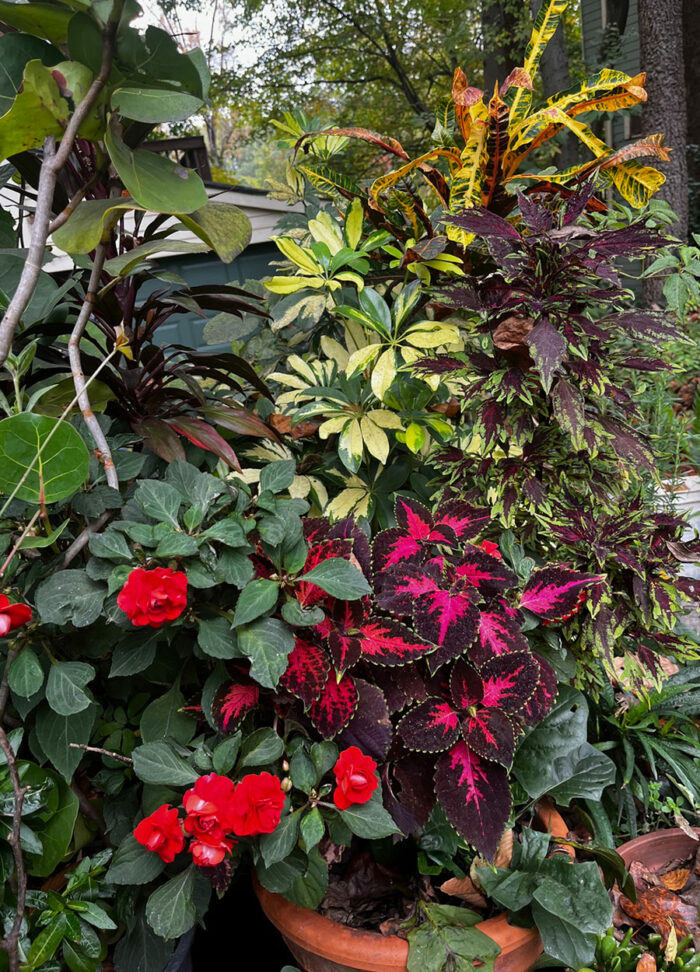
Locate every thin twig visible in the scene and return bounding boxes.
[0,0,125,366]
[68,242,118,489]
[68,743,133,765]
[0,508,42,581]
[0,648,27,972]
[48,174,100,235]
[61,510,113,568]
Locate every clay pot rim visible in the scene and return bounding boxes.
[253,801,568,970]
[616,826,700,864]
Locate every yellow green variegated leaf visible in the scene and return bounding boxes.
[308,211,344,253]
[319,416,351,439]
[334,271,365,290]
[510,0,569,125]
[403,323,461,348]
[599,134,670,170]
[369,148,460,210]
[338,418,363,472]
[268,372,310,390]
[297,163,364,199]
[265,275,326,294]
[320,336,351,368]
[344,321,376,354]
[404,422,426,453]
[326,484,372,521]
[367,410,403,430]
[370,349,399,401]
[360,415,390,464]
[448,116,488,239]
[273,236,322,273]
[347,344,382,377]
[287,355,319,384]
[608,159,666,208]
[344,198,363,249]
[506,107,610,178]
[422,258,466,277]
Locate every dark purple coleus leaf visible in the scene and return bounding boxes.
[308,670,358,738]
[454,547,517,594]
[479,653,540,713]
[520,655,558,725]
[413,582,479,660]
[385,754,437,833]
[372,527,423,574]
[526,316,566,393]
[329,517,372,577]
[324,597,369,674]
[212,681,260,733]
[435,741,512,860]
[519,565,601,622]
[280,637,330,707]
[471,608,529,666]
[370,666,428,713]
[375,563,443,616]
[337,678,392,760]
[462,708,518,768]
[359,619,437,666]
[447,207,521,240]
[434,501,491,541]
[397,698,461,752]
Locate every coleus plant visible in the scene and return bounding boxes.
[213,494,601,858]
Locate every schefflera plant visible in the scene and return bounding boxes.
[417,183,700,687]
[214,493,601,858]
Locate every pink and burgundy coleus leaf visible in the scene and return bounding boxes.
[471,608,530,667]
[296,538,354,608]
[358,618,437,666]
[462,708,518,768]
[212,681,260,733]
[280,637,330,707]
[322,597,370,674]
[520,655,558,725]
[337,678,392,761]
[519,565,602,622]
[450,655,539,715]
[397,698,461,753]
[434,740,512,861]
[329,517,372,577]
[453,547,517,594]
[308,669,358,738]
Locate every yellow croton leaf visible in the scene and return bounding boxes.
[265,275,325,294]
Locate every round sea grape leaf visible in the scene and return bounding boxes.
[0,413,89,504]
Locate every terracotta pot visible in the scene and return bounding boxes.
[616,827,700,870]
[254,803,569,972]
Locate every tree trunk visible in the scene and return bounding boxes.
[481,1,526,94]
[638,0,688,241]
[530,0,578,169]
[683,0,700,236]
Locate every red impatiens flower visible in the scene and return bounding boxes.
[0,595,32,637]
[476,540,502,561]
[230,772,286,836]
[183,773,237,842]
[189,834,236,868]
[133,804,184,863]
[117,567,188,627]
[332,746,378,810]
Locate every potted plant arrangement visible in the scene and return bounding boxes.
[1,0,700,970]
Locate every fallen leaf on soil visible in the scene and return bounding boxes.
[661,869,691,892]
[620,887,697,944]
[439,876,487,909]
[636,953,657,972]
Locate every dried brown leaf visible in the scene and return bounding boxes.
[661,869,691,892]
[439,876,487,908]
[636,953,657,972]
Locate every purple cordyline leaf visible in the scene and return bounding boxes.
[308,670,358,738]
[519,565,602,621]
[338,679,392,761]
[519,655,558,725]
[212,681,259,733]
[398,698,461,752]
[471,609,530,667]
[526,317,566,393]
[447,207,521,240]
[280,637,330,707]
[359,619,438,666]
[435,741,511,860]
[593,224,667,257]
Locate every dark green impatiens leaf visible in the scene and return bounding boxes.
[8,650,44,698]
[236,617,294,689]
[405,902,500,972]
[146,866,201,940]
[300,557,371,599]
[107,835,165,886]
[232,578,280,628]
[46,662,94,716]
[339,792,400,839]
[132,742,198,787]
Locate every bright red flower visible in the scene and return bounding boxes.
[117,567,188,627]
[189,834,236,868]
[476,540,502,561]
[133,804,184,863]
[183,773,237,841]
[230,772,286,836]
[332,746,378,810]
[0,596,32,637]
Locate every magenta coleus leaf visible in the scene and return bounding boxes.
[375,563,444,617]
[328,630,362,674]
[308,670,358,738]
[397,698,461,752]
[394,497,435,539]
[450,660,484,710]
[359,618,437,666]
[520,655,558,725]
[434,741,512,860]
[519,565,601,621]
[471,609,529,667]
[372,528,423,574]
[414,584,479,657]
[479,653,539,714]
[434,501,491,541]
[280,637,330,707]
[462,708,518,767]
[454,547,517,593]
[212,681,260,733]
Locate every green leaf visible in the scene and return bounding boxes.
[53,197,147,254]
[132,742,198,787]
[46,662,94,716]
[8,649,44,698]
[300,557,371,599]
[200,518,247,547]
[179,201,252,264]
[213,549,254,588]
[236,617,294,689]
[256,851,306,894]
[260,811,299,866]
[146,865,201,940]
[154,531,200,558]
[27,912,69,968]
[239,727,284,768]
[0,32,61,114]
[25,767,78,877]
[35,570,105,628]
[88,530,132,562]
[113,911,174,972]
[140,683,196,746]
[285,847,329,910]
[542,744,616,805]
[70,900,116,931]
[197,617,239,659]
[63,939,95,972]
[300,808,325,851]
[311,741,338,779]
[289,750,317,793]
[259,460,296,494]
[134,479,183,526]
[109,634,158,677]
[0,1,71,43]
[35,704,96,780]
[339,793,400,839]
[111,86,204,123]
[232,578,280,628]
[105,126,207,215]
[0,413,89,504]
[281,599,325,627]
[107,835,165,886]
[212,733,241,775]
[0,57,67,158]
